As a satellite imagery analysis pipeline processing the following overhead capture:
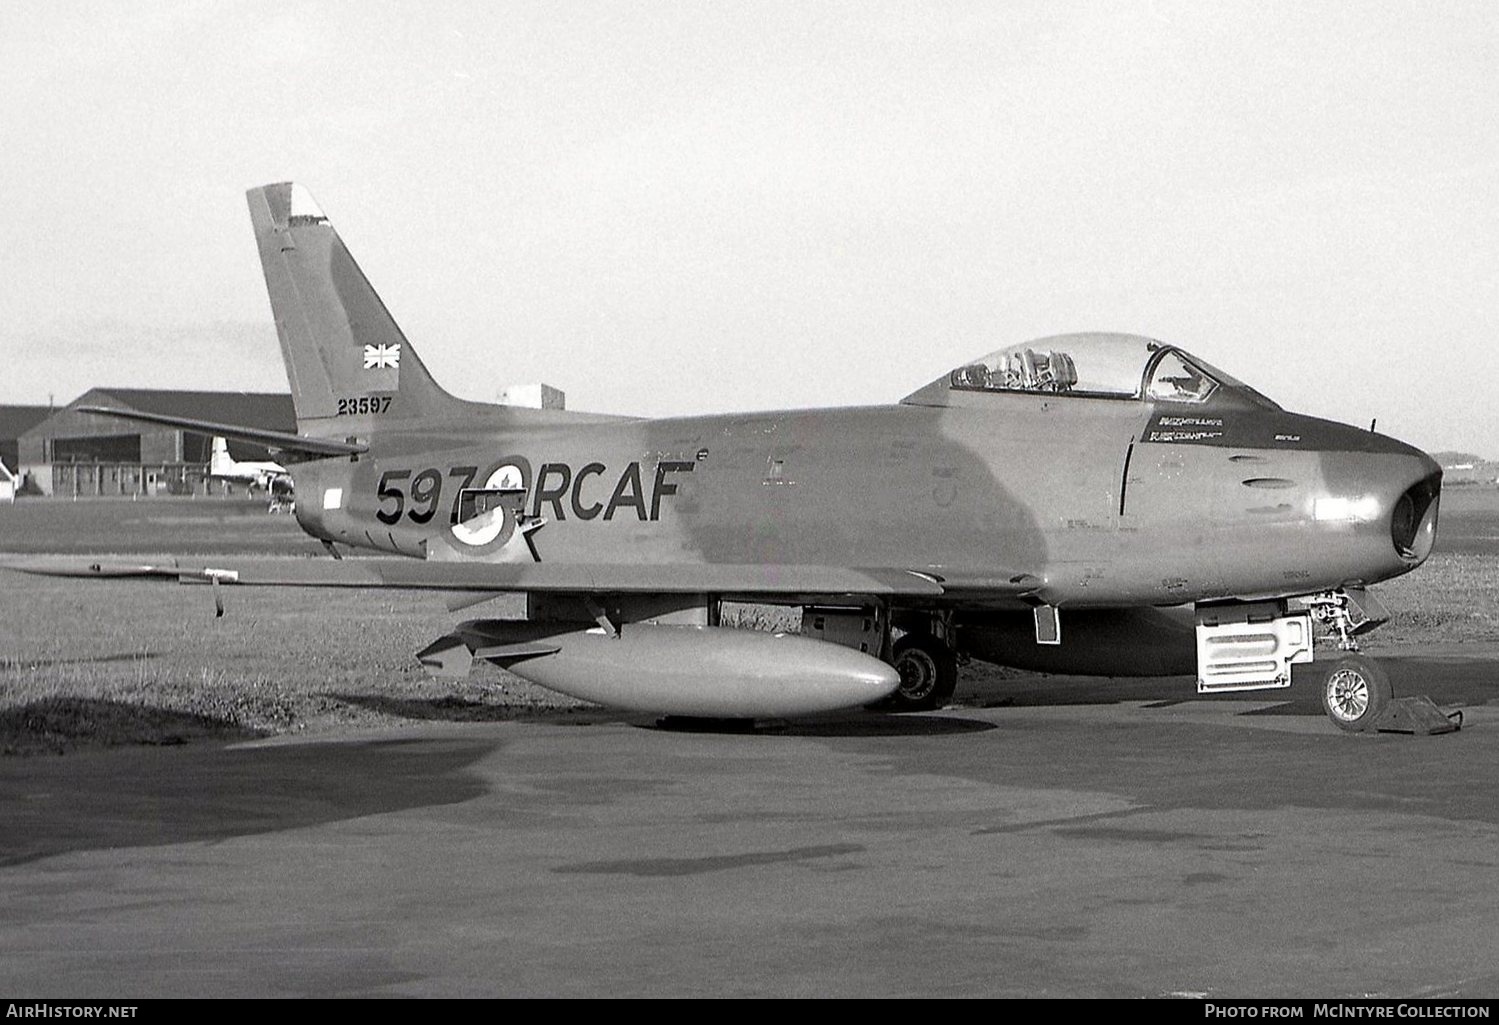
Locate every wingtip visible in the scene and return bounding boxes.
[0,557,171,579]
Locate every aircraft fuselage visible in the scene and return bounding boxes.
[291,394,1439,613]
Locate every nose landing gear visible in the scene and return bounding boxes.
[1302,590,1394,732]
[1301,588,1459,734]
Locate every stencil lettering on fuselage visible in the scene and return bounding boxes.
[529,460,694,523]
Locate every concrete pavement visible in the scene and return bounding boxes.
[2,650,1497,998]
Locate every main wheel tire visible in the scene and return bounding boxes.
[1318,654,1393,732]
[888,633,958,712]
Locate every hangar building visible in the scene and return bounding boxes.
[17,389,294,498]
[0,405,54,481]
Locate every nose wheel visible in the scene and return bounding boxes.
[1316,653,1393,732]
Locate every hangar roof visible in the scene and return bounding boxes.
[85,389,295,431]
[0,405,54,441]
[20,389,295,442]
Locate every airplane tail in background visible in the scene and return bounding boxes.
[245,182,472,429]
[209,436,233,477]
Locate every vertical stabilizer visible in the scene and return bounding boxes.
[246,183,465,427]
[210,436,232,477]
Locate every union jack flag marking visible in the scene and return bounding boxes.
[363,343,401,370]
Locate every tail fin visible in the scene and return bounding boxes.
[246,183,467,427]
[210,436,232,476]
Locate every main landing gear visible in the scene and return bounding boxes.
[803,606,961,713]
[1303,590,1393,733]
[888,630,958,712]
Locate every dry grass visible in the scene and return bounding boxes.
[0,573,586,755]
[0,575,818,754]
[719,602,801,632]
[1362,553,1499,648]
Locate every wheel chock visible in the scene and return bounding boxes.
[1373,696,1462,735]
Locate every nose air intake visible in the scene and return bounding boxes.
[1391,471,1441,562]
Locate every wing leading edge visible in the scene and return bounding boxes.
[3,556,1045,602]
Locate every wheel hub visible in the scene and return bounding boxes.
[897,650,937,700]
[1326,668,1370,721]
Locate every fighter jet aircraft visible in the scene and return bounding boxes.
[17,183,1441,729]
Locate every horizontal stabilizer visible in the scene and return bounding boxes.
[74,407,367,457]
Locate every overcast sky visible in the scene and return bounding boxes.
[2,1,1495,455]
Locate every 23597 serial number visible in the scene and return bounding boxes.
[336,396,392,415]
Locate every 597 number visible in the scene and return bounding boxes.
[376,466,478,525]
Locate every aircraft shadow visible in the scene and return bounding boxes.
[328,692,623,726]
[957,651,1499,717]
[774,713,998,738]
[957,672,1203,710]
[333,696,996,736]
[644,711,997,737]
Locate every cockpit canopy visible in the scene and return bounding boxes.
[951,333,1215,401]
[902,332,1277,409]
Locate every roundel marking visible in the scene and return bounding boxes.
[449,457,532,553]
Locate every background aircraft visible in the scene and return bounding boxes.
[209,435,289,491]
[19,183,1442,729]
[209,436,294,512]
